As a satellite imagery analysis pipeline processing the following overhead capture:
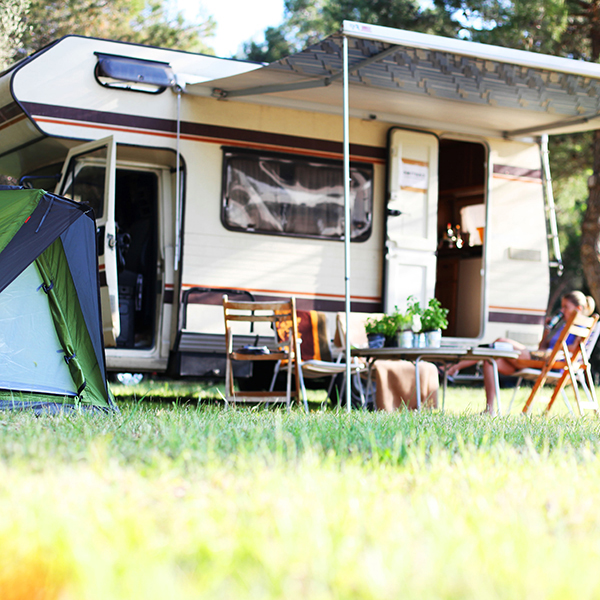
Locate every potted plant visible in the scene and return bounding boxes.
[395,311,414,348]
[364,315,387,348]
[421,298,449,347]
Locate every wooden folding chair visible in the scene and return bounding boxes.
[223,296,303,409]
[518,311,600,416]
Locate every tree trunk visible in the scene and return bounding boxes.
[581,129,600,305]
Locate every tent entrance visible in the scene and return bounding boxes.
[435,139,486,338]
[0,262,78,397]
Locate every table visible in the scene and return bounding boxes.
[351,346,521,414]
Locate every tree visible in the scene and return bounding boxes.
[11,0,216,63]
[0,0,30,70]
[242,0,458,62]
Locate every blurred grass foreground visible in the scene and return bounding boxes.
[2,382,600,599]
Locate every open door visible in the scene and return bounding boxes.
[385,129,439,311]
[56,136,120,346]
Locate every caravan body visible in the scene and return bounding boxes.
[1,23,598,377]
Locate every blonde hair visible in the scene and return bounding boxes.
[563,291,596,317]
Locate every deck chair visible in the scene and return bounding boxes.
[271,309,366,408]
[223,295,304,410]
[515,311,600,416]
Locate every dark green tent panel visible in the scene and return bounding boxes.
[0,186,115,412]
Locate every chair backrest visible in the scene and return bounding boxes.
[334,312,384,350]
[222,296,299,348]
[548,311,599,368]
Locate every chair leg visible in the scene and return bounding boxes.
[545,372,568,414]
[285,355,292,412]
[560,388,575,416]
[507,377,522,414]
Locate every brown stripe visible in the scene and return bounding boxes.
[21,101,386,161]
[184,289,381,313]
[493,164,542,180]
[488,311,544,325]
[0,102,23,125]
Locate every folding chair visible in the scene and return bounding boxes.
[223,295,305,410]
[516,311,600,416]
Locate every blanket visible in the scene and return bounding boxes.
[374,360,439,411]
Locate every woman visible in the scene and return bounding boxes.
[446,291,595,414]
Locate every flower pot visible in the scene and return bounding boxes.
[425,329,442,348]
[367,333,385,349]
[384,336,398,348]
[413,332,426,348]
[397,330,413,348]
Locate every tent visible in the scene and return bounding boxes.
[0,186,116,412]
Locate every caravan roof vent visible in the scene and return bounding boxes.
[94,53,176,94]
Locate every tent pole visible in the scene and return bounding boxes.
[343,35,351,413]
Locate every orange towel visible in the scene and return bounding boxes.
[374,360,439,411]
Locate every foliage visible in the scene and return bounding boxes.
[6,0,216,64]
[364,313,398,337]
[241,0,459,61]
[0,0,29,70]
[421,298,450,331]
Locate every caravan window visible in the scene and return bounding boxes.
[221,149,373,241]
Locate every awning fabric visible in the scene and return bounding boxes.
[187,21,600,138]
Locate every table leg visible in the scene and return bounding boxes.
[489,358,503,416]
[415,357,422,410]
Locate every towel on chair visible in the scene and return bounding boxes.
[374,360,439,411]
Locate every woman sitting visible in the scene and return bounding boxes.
[446,290,595,415]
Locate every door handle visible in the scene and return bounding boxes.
[387,208,403,217]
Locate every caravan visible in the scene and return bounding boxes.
[0,21,595,381]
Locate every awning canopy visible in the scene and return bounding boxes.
[186,21,600,138]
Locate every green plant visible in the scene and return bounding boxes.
[406,296,423,332]
[364,316,388,336]
[421,298,449,331]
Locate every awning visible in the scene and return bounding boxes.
[186,20,600,138]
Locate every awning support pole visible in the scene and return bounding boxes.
[343,34,352,413]
[174,87,182,271]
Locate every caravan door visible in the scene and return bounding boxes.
[385,129,439,311]
[57,136,120,346]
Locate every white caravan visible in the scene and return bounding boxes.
[0,21,597,379]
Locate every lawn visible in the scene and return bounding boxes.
[2,381,600,599]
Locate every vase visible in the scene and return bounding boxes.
[397,330,413,348]
[367,333,385,349]
[425,329,442,348]
[413,332,426,348]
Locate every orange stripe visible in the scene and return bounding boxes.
[489,305,546,314]
[310,310,321,361]
[402,158,428,167]
[400,185,427,193]
[33,116,386,165]
[492,173,542,184]
[181,282,380,302]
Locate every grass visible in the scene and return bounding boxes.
[2,382,600,598]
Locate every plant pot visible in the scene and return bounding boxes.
[367,333,385,349]
[413,332,426,348]
[384,336,398,348]
[397,330,413,348]
[425,329,442,348]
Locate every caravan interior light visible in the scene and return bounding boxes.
[94,53,175,94]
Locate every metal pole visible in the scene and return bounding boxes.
[343,35,352,412]
[174,88,182,271]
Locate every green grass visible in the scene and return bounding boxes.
[2,382,600,599]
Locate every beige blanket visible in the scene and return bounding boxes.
[374,360,439,411]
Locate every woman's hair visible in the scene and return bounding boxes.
[563,290,596,316]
